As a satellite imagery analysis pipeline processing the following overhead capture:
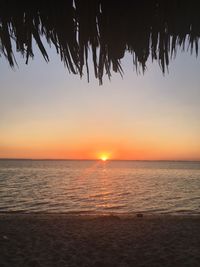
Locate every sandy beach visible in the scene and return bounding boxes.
[0,214,200,267]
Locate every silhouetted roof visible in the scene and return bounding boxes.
[0,0,200,83]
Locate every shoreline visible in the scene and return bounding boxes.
[1,210,200,218]
[1,213,200,266]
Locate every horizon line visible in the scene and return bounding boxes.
[0,158,199,162]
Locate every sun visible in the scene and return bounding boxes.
[101,156,108,161]
[98,153,110,161]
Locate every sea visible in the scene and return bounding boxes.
[0,160,200,215]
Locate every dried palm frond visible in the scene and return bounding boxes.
[0,0,200,84]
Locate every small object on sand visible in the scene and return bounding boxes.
[136,213,143,218]
[110,214,120,220]
[3,235,9,240]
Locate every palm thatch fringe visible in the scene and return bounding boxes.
[0,0,200,84]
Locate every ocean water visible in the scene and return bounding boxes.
[0,160,200,215]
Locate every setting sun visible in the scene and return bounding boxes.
[98,153,111,161]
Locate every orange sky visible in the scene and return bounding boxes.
[1,135,199,160]
[0,47,200,160]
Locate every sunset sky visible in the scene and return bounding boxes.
[0,42,200,160]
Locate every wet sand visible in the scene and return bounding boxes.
[0,214,200,267]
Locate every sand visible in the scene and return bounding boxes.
[0,213,200,267]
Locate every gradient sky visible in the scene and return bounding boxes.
[0,41,200,160]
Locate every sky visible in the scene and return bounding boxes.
[0,41,200,160]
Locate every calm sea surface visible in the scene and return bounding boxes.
[0,160,200,215]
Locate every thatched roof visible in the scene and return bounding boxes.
[0,0,200,83]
